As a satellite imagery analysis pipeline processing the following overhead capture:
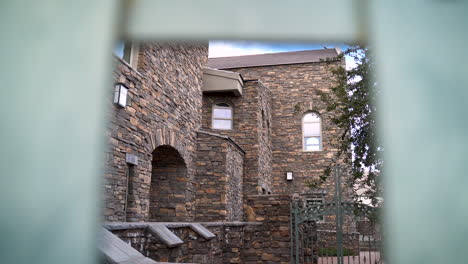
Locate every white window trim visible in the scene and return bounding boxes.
[302,112,322,151]
[212,103,233,130]
[128,43,139,69]
[114,42,140,71]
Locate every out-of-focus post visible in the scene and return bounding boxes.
[0,1,118,264]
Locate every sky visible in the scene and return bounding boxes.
[209,41,356,70]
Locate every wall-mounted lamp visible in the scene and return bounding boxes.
[286,171,293,181]
[114,83,128,107]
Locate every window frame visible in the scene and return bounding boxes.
[114,41,140,69]
[212,102,233,130]
[302,112,322,151]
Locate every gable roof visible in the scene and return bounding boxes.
[208,48,341,69]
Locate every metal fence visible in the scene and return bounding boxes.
[292,167,383,264]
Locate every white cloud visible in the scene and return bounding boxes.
[345,55,358,70]
[209,42,276,58]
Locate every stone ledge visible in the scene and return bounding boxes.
[148,224,184,248]
[190,223,216,240]
[197,131,246,155]
[99,228,158,264]
[201,221,262,227]
[113,55,146,80]
[104,221,261,230]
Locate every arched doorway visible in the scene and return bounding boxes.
[149,145,188,221]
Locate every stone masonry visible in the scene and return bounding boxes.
[209,59,352,204]
[201,80,273,195]
[104,42,208,222]
[103,44,355,264]
[195,131,245,221]
[149,145,188,221]
[107,194,293,264]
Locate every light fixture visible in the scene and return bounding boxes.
[286,171,293,181]
[114,83,128,107]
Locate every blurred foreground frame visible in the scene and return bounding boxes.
[1,0,468,264]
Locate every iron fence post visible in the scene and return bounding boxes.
[294,201,300,264]
[290,201,294,264]
[335,166,344,264]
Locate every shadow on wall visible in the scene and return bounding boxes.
[150,145,188,222]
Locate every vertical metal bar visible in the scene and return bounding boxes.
[302,227,310,263]
[371,222,376,264]
[325,244,328,264]
[302,223,305,263]
[291,202,294,264]
[347,221,350,264]
[327,233,329,264]
[368,228,371,264]
[353,230,357,264]
[352,232,355,264]
[358,229,361,264]
[294,202,300,264]
[315,229,317,264]
[317,231,320,264]
[335,166,343,264]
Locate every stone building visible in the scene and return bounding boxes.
[101,42,350,264]
[207,49,349,205]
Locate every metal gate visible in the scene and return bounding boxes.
[291,167,383,264]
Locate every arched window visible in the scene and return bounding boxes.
[212,103,233,130]
[303,112,322,151]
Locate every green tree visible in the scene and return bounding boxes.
[316,46,383,206]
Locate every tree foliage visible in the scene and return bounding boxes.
[316,46,383,206]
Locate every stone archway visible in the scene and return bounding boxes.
[149,145,188,222]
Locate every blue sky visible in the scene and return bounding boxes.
[209,41,355,69]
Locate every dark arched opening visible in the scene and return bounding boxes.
[149,145,188,221]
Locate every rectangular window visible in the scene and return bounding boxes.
[213,119,231,129]
[213,107,232,119]
[212,103,233,130]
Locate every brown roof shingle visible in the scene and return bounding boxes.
[208,48,341,69]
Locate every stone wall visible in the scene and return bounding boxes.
[109,222,272,264]
[108,194,293,264]
[221,60,351,204]
[194,132,244,222]
[244,194,292,263]
[257,81,274,195]
[104,42,208,222]
[149,145,189,221]
[110,224,235,263]
[201,80,273,195]
[225,139,245,221]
